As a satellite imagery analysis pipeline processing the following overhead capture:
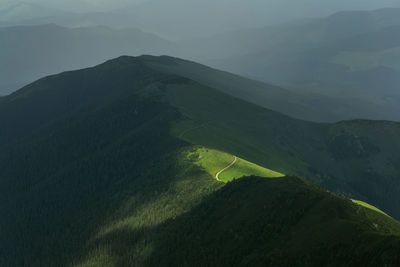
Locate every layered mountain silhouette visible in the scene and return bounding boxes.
[3,8,400,122]
[185,8,400,121]
[0,24,177,96]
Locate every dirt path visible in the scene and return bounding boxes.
[215,156,238,182]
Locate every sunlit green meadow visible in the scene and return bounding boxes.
[188,147,284,182]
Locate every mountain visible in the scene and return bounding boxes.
[5,0,400,40]
[93,0,400,40]
[182,8,400,60]
[0,24,177,96]
[1,55,400,266]
[3,8,400,122]
[145,57,400,122]
[147,177,400,267]
[183,8,400,122]
[0,23,367,122]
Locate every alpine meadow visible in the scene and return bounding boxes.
[1,1,400,267]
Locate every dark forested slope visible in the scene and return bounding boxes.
[148,177,400,267]
[1,55,400,266]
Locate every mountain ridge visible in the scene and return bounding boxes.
[3,55,400,217]
[0,25,177,96]
[185,8,400,122]
[1,55,400,266]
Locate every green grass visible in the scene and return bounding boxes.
[146,55,336,122]
[188,147,284,182]
[162,77,400,220]
[187,147,234,178]
[221,157,284,182]
[352,199,389,217]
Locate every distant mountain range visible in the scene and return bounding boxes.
[185,8,400,121]
[1,22,399,122]
[4,1,400,39]
[0,24,177,95]
[1,55,400,266]
[0,24,360,122]
[2,8,400,122]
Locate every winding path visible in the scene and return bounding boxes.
[215,156,238,182]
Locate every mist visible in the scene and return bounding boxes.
[1,0,400,122]
[2,0,400,38]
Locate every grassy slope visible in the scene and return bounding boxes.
[188,147,284,182]
[145,57,340,122]
[187,147,382,217]
[187,147,234,178]
[353,200,390,216]
[221,157,283,182]
[161,72,400,219]
[0,56,400,266]
[7,55,394,219]
[190,146,389,224]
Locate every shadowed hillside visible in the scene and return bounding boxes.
[147,177,400,267]
[1,55,400,266]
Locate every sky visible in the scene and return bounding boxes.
[0,0,145,12]
[2,0,400,13]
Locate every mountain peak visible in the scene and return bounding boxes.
[102,55,182,67]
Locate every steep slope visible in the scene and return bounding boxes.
[188,147,284,182]
[147,177,400,267]
[0,24,177,95]
[145,57,351,122]
[148,56,400,122]
[72,177,400,267]
[1,55,400,266]
[0,59,202,266]
[2,55,400,216]
[0,26,349,122]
